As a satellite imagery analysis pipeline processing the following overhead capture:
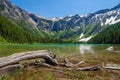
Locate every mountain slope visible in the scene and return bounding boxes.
[88,22,120,44]
[0,0,120,43]
[0,14,65,43]
[0,14,55,43]
[0,14,37,43]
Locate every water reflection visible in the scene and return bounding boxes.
[79,44,94,54]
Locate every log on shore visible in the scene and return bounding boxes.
[102,64,120,70]
[0,64,23,76]
[77,65,101,71]
[0,50,59,68]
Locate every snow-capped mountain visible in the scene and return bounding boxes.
[0,0,120,42]
[51,3,120,42]
[52,3,120,32]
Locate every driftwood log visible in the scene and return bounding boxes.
[77,65,101,71]
[63,59,100,71]
[102,64,120,70]
[0,50,59,75]
[0,50,58,68]
[63,59,85,67]
[0,64,23,75]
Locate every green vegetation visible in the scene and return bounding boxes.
[0,36,7,43]
[0,14,65,43]
[0,14,37,43]
[84,24,101,37]
[54,28,82,43]
[89,22,120,44]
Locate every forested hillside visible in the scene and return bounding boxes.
[88,22,120,44]
[0,14,55,43]
[0,14,68,43]
[0,14,35,43]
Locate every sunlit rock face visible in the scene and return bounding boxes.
[79,45,94,54]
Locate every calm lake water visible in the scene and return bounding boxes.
[0,44,120,64]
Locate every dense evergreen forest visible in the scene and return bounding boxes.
[0,14,37,43]
[88,22,120,44]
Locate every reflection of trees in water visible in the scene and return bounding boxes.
[79,45,94,54]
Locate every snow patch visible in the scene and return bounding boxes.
[50,17,63,21]
[105,17,114,25]
[109,19,120,25]
[59,17,63,19]
[79,33,84,39]
[105,14,120,25]
[50,17,60,21]
[79,14,88,17]
[66,18,71,21]
[79,36,93,42]
[101,22,104,26]
[52,18,57,21]
[74,18,81,24]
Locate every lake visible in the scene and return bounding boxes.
[0,44,120,64]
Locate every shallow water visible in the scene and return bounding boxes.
[0,44,120,63]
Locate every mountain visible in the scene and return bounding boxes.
[0,0,54,32]
[0,0,37,32]
[52,3,120,41]
[0,0,120,43]
[50,3,120,42]
[0,0,57,43]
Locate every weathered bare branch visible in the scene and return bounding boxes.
[77,65,101,71]
[102,64,120,70]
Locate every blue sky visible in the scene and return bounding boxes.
[10,0,120,18]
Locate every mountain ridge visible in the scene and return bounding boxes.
[0,0,120,43]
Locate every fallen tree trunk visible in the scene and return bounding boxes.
[77,65,101,71]
[0,50,58,68]
[0,64,23,76]
[102,64,120,70]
